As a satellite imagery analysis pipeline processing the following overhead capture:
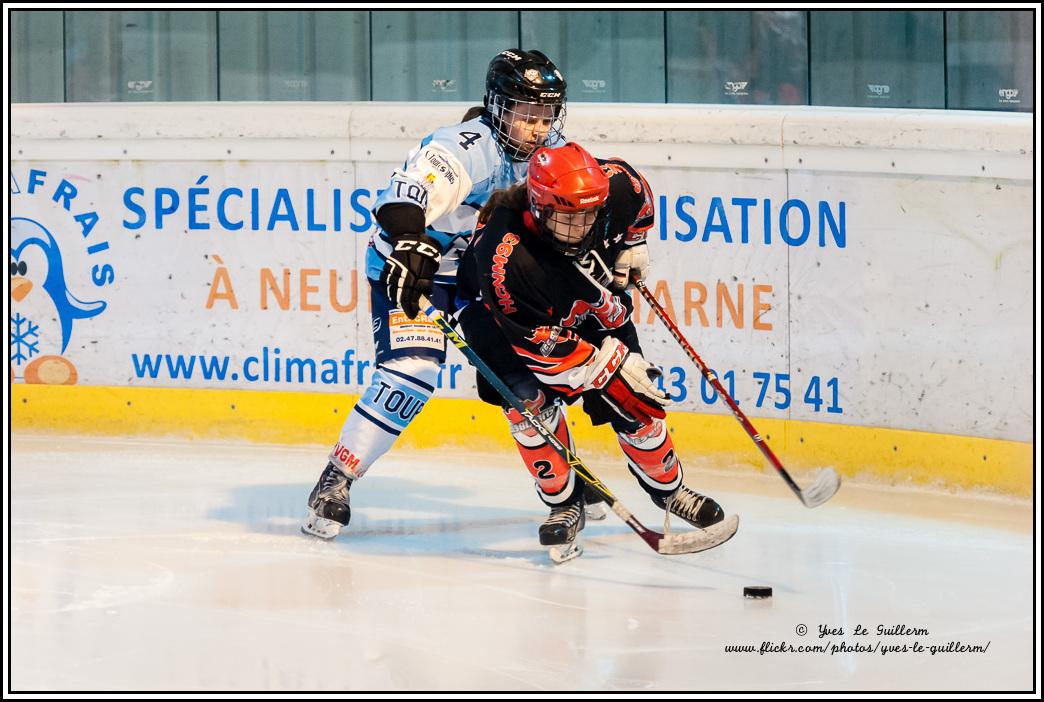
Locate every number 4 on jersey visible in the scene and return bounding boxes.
[458,131,482,150]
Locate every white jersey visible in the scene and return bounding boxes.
[366,115,557,286]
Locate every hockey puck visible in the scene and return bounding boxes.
[743,586,772,599]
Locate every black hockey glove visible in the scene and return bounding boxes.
[379,233,442,319]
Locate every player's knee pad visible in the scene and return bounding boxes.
[504,389,578,505]
[618,417,683,496]
[334,356,438,478]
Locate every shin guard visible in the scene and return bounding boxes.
[505,392,581,506]
[332,356,438,478]
[618,417,683,498]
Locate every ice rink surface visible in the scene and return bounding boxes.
[9,433,1035,692]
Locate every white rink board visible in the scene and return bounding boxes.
[11,161,368,391]
[786,172,1033,439]
[10,103,1033,442]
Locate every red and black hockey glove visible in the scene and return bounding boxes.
[582,337,669,427]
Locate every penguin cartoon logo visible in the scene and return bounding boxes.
[11,216,106,384]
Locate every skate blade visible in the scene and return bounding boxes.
[549,540,583,564]
[301,509,342,540]
[584,502,609,521]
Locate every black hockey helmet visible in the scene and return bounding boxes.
[484,49,567,162]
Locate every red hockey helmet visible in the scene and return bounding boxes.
[527,142,610,257]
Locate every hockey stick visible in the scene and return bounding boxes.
[419,296,738,556]
[634,277,840,508]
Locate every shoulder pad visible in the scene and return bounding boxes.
[424,120,498,180]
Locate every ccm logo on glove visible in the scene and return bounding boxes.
[379,233,442,319]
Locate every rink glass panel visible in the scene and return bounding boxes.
[666,11,808,105]
[809,10,945,109]
[218,11,369,101]
[520,10,665,103]
[945,10,1034,112]
[10,10,64,103]
[8,10,1037,109]
[371,11,517,102]
[64,10,217,102]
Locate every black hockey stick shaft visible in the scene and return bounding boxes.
[635,277,835,507]
[419,297,666,552]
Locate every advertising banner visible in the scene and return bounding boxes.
[10,104,1033,445]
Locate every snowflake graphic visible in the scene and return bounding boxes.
[11,313,40,366]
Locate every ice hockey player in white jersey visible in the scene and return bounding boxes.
[303,49,569,539]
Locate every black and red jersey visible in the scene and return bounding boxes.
[458,157,655,398]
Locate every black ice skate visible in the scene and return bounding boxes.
[539,500,586,563]
[301,461,354,539]
[655,485,724,529]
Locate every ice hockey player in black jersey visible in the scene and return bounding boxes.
[457,142,726,562]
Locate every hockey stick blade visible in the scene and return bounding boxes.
[657,514,740,555]
[800,468,842,508]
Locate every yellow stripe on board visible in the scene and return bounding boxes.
[11,384,1031,496]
